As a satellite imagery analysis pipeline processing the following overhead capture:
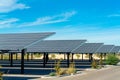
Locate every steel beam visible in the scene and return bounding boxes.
[21,49,26,74]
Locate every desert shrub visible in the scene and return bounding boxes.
[34,53,42,58]
[0,72,3,79]
[49,72,56,76]
[49,68,67,76]
[0,66,3,80]
[59,68,67,75]
[106,54,119,65]
[60,58,63,60]
[85,54,89,58]
[91,59,98,69]
[76,54,80,59]
[67,62,76,75]
[54,60,61,76]
[4,55,9,60]
[51,54,56,59]
[24,53,27,59]
[95,54,101,58]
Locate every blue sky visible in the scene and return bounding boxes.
[0,0,120,45]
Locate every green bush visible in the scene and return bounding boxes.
[106,54,119,65]
[49,72,56,76]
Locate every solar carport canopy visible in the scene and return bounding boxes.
[72,43,103,53]
[110,46,120,53]
[0,32,55,51]
[27,40,86,53]
[96,45,114,53]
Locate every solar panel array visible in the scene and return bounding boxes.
[72,43,103,53]
[0,32,119,54]
[96,45,114,53]
[0,32,55,51]
[110,46,120,53]
[27,40,86,53]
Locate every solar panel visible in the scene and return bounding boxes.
[72,43,103,53]
[0,32,55,51]
[110,46,120,53]
[96,45,114,53]
[27,40,87,53]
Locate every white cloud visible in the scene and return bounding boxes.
[0,18,19,28]
[19,11,77,27]
[60,11,76,19]
[46,24,120,45]
[0,18,19,25]
[107,14,120,17]
[0,0,29,13]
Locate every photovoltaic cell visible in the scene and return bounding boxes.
[72,43,103,53]
[110,46,120,53]
[96,45,114,53]
[0,32,55,51]
[27,40,86,53]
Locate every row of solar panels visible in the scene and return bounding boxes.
[27,40,120,53]
[0,32,55,51]
[0,32,120,53]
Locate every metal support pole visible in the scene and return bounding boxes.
[9,53,11,61]
[89,54,93,62]
[89,54,90,62]
[90,54,93,61]
[67,53,70,67]
[71,53,74,62]
[46,53,49,63]
[21,49,26,74]
[10,53,13,67]
[82,53,83,61]
[43,53,46,67]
